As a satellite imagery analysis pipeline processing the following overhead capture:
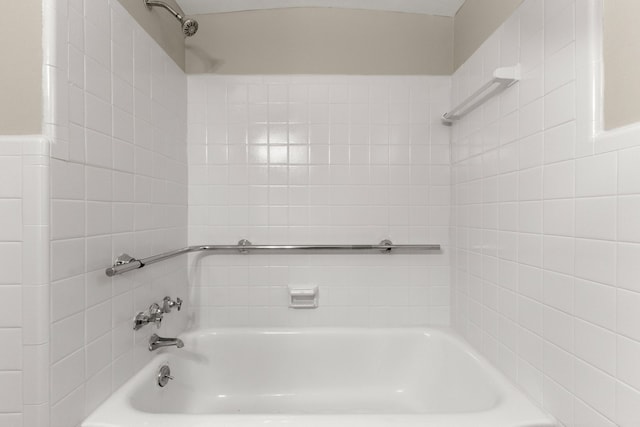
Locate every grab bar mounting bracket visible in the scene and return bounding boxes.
[380,239,393,253]
[238,239,252,254]
[115,253,137,266]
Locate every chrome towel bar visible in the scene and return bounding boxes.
[105,240,442,277]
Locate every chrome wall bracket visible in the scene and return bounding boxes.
[379,239,393,253]
[237,239,252,254]
[114,253,138,266]
[107,253,145,277]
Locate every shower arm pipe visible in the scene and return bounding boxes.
[144,0,186,21]
[442,65,520,124]
[105,240,442,277]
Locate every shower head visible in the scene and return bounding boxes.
[182,18,199,37]
[144,0,199,37]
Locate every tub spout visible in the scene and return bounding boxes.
[149,334,184,351]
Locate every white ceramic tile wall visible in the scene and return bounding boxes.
[0,136,50,427]
[43,0,189,426]
[187,75,451,327]
[451,0,640,425]
[0,139,25,427]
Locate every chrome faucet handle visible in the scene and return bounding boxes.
[133,302,164,330]
[162,296,183,313]
[133,311,149,330]
[149,303,163,328]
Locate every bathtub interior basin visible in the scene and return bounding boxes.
[132,329,497,414]
[83,328,557,427]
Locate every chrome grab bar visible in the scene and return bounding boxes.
[105,240,442,277]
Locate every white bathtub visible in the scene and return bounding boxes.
[83,328,556,427]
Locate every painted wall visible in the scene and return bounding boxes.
[451,0,640,425]
[453,0,524,70]
[45,0,189,426]
[0,2,42,134]
[603,0,640,130]
[115,0,187,69]
[187,75,452,327]
[186,9,453,75]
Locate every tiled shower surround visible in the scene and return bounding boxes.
[7,0,640,426]
[451,0,640,425]
[0,141,23,424]
[187,75,452,327]
[43,0,188,426]
[0,136,49,427]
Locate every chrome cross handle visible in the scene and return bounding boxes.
[162,296,183,313]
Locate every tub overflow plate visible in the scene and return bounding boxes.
[157,365,173,387]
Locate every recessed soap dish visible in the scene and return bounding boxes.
[288,285,319,309]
